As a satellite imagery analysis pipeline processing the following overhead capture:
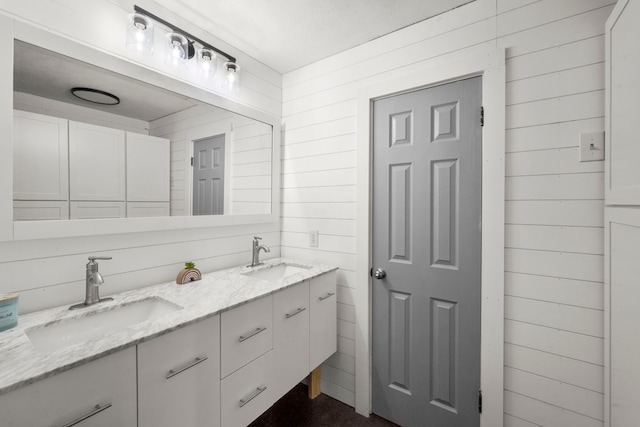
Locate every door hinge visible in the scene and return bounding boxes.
[191,157,194,166]
[480,107,484,127]
[478,389,482,414]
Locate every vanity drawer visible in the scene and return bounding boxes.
[221,350,275,427]
[221,295,273,378]
[0,347,137,427]
[137,316,220,427]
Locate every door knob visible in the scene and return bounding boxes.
[373,268,386,279]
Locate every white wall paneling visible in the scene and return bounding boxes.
[281,0,613,426]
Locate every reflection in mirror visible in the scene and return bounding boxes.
[12,40,272,222]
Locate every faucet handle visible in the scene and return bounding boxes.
[88,256,112,262]
[253,236,262,241]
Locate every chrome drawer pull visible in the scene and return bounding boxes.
[166,356,208,379]
[319,292,335,301]
[239,386,267,407]
[60,402,112,427]
[285,307,306,319]
[239,326,267,342]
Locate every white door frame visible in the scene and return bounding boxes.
[355,45,506,427]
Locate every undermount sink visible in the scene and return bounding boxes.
[25,297,182,352]
[243,263,310,281]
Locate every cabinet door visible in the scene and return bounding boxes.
[13,110,68,201]
[0,347,136,427]
[138,316,220,427]
[126,132,170,202]
[273,281,310,398]
[221,295,273,378]
[69,121,125,201]
[310,271,337,370]
[221,351,275,427]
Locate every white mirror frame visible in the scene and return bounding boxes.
[0,19,280,242]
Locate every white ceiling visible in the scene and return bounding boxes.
[152,0,474,73]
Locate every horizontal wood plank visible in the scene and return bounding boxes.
[505,367,603,420]
[505,319,603,365]
[505,343,604,392]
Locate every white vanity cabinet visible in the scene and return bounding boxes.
[0,266,338,427]
[0,347,137,427]
[138,316,220,427]
[69,121,126,203]
[310,271,338,370]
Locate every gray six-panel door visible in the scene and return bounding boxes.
[193,135,225,215]
[372,77,482,426]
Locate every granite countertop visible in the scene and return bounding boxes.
[0,258,337,396]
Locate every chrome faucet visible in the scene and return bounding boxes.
[250,236,270,267]
[69,256,113,310]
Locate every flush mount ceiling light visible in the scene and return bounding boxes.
[127,6,239,89]
[71,87,120,105]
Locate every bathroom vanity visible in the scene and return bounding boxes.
[0,259,337,427]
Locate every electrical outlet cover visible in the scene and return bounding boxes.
[309,230,319,247]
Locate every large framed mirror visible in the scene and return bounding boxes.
[0,20,280,241]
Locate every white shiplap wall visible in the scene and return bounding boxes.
[0,0,282,314]
[150,104,272,216]
[281,0,612,425]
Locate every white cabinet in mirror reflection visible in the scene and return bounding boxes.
[13,111,171,221]
[69,121,126,202]
[126,133,170,203]
[13,111,69,202]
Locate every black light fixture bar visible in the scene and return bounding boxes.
[134,5,237,63]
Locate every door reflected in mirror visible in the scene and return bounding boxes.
[12,40,272,222]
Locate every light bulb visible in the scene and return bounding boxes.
[198,48,216,81]
[165,32,188,67]
[223,62,240,92]
[126,13,153,55]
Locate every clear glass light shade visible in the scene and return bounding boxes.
[197,48,216,81]
[165,32,189,67]
[126,13,154,55]
[223,62,241,92]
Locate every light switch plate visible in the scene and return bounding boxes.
[579,131,605,162]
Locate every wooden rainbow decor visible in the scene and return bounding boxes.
[176,267,202,284]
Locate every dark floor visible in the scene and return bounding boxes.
[249,384,398,427]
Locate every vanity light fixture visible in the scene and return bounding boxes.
[128,6,239,88]
[71,87,120,105]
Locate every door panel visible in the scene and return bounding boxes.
[372,77,482,427]
[193,135,225,215]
